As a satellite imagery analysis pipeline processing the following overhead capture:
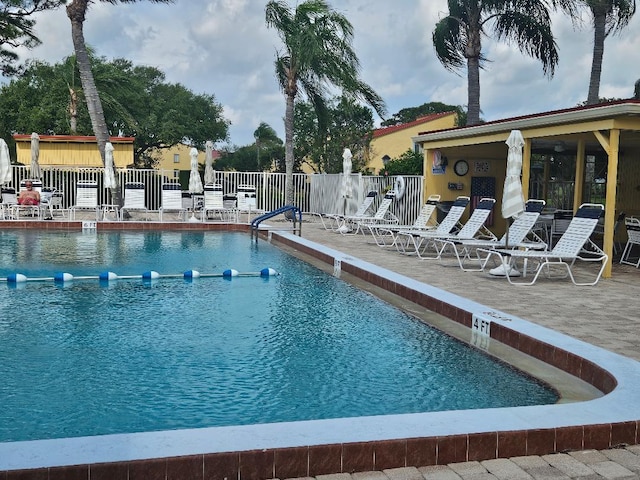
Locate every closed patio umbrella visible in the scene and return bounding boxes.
[103,142,117,190]
[188,147,203,222]
[30,132,42,180]
[341,147,353,211]
[491,130,526,276]
[502,130,526,228]
[0,139,12,186]
[204,141,215,185]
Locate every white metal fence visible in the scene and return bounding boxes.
[6,166,424,223]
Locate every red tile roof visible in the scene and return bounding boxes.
[372,111,457,138]
[416,99,640,136]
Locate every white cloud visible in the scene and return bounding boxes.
[5,1,640,146]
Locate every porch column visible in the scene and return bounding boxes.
[573,139,586,213]
[522,138,531,199]
[603,129,620,278]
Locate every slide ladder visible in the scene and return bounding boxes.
[251,205,302,239]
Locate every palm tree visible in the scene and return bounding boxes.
[66,0,174,163]
[0,1,65,76]
[581,0,636,105]
[432,0,560,125]
[265,0,386,205]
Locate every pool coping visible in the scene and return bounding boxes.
[1,222,639,479]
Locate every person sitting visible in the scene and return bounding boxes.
[18,181,40,205]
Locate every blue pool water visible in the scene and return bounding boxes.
[0,230,558,442]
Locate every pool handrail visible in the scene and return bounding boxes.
[251,205,302,237]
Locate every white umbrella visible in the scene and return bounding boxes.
[188,147,203,222]
[492,129,526,277]
[502,130,526,222]
[341,147,353,204]
[204,141,215,185]
[103,142,117,189]
[30,132,42,180]
[0,139,12,186]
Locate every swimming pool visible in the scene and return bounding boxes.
[0,223,639,477]
[0,229,557,443]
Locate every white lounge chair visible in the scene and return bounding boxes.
[434,199,546,271]
[365,194,441,247]
[397,198,495,259]
[69,181,100,221]
[338,191,398,235]
[121,182,149,220]
[394,196,471,254]
[479,203,607,286]
[315,190,377,231]
[202,183,235,222]
[158,182,186,221]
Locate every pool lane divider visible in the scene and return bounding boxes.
[5,268,279,284]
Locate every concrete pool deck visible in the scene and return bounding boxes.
[0,218,640,479]
[293,221,640,480]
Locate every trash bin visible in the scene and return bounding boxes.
[436,200,454,223]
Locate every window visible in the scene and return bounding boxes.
[173,154,180,164]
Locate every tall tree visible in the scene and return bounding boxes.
[66,0,174,205]
[0,0,65,76]
[294,96,374,173]
[254,122,283,171]
[381,102,466,127]
[265,0,386,205]
[432,0,561,126]
[0,56,228,165]
[581,0,636,105]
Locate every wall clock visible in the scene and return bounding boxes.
[454,159,469,176]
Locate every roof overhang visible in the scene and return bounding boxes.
[412,101,640,149]
[12,134,135,144]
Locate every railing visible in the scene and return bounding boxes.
[6,165,607,224]
[7,166,424,224]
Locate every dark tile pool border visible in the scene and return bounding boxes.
[1,222,639,480]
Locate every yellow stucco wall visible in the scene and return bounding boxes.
[153,143,206,172]
[13,135,134,168]
[368,113,457,173]
[423,147,506,230]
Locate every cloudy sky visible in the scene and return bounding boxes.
[9,0,640,147]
